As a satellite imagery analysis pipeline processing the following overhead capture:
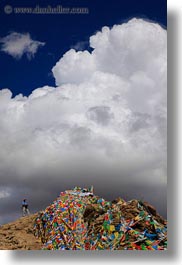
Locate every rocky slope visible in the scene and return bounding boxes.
[0,213,41,250]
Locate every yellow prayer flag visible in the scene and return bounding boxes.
[109,225,115,232]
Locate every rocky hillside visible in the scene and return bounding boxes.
[0,186,167,250]
[0,213,41,250]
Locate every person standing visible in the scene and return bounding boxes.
[22,199,30,216]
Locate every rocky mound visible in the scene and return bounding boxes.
[34,187,167,250]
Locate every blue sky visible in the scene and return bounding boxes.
[0,0,166,96]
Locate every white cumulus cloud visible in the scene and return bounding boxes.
[0,19,167,222]
[0,32,45,59]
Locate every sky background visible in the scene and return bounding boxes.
[0,0,167,224]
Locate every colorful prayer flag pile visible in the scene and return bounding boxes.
[34,187,167,250]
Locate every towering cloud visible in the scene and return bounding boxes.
[0,19,167,223]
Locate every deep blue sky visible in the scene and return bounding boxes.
[0,0,167,97]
